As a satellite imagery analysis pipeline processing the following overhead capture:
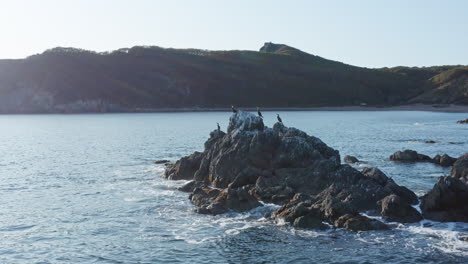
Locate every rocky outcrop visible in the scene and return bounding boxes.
[390,150,432,162]
[456,119,468,124]
[164,152,203,180]
[420,154,468,222]
[344,155,359,163]
[433,154,457,167]
[450,154,468,180]
[190,186,261,215]
[390,150,457,167]
[164,111,420,231]
[378,194,422,223]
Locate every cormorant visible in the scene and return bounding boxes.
[231,105,238,113]
[277,114,283,123]
[257,107,263,118]
[217,123,221,132]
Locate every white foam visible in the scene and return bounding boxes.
[401,220,468,256]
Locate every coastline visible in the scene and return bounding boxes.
[2,104,468,115]
[133,104,468,113]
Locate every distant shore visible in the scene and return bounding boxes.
[132,104,468,113]
[2,104,468,114]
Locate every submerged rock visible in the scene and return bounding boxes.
[164,111,419,231]
[344,155,359,163]
[421,154,468,222]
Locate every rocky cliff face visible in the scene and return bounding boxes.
[164,111,421,231]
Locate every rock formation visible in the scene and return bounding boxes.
[163,111,423,231]
[390,150,457,167]
[420,154,468,222]
[456,119,468,124]
[344,155,359,163]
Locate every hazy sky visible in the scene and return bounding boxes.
[0,0,467,67]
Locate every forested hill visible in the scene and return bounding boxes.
[0,42,466,113]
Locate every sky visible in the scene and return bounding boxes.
[0,0,467,68]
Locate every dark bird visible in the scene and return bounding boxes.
[257,107,263,118]
[217,122,221,132]
[231,105,238,113]
[277,114,283,123]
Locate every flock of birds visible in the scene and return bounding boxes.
[216,106,283,132]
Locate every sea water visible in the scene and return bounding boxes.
[0,111,466,263]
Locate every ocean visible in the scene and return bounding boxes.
[0,111,466,263]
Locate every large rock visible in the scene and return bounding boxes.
[378,194,422,223]
[421,154,468,222]
[164,152,203,180]
[433,154,457,167]
[390,150,458,167]
[390,150,432,162]
[450,154,468,180]
[456,119,468,124]
[164,111,418,231]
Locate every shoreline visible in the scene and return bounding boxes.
[138,104,468,113]
[1,104,468,115]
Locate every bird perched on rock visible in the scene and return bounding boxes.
[231,105,238,113]
[277,114,283,124]
[257,107,263,118]
[217,123,221,132]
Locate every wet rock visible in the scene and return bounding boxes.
[390,150,432,162]
[420,176,468,222]
[456,119,468,124]
[460,236,468,242]
[450,154,468,180]
[425,140,437,144]
[334,214,388,232]
[362,167,418,205]
[164,152,203,180]
[164,111,418,231]
[378,194,422,223]
[391,150,458,167]
[178,180,205,192]
[293,215,328,230]
[420,154,468,222]
[154,159,170,164]
[190,186,261,215]
[433,154,457,167]
[344,155,359,163]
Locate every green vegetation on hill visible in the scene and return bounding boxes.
[0,43,466,113]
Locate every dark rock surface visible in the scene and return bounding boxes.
[421,154,468,222]
[164,152,203,180]
[164,111,420,231]
[334,214,389,232]
[154,160,170,164]
[390,150,432,162]
[344,155,359,163]
[433,154,457,167]
[456,119,468,124]
[378,194,422,223]
[390,150,457,167]
[450,154,468,180]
